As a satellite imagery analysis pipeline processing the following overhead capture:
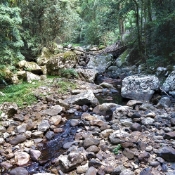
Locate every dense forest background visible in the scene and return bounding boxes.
[1,0,175,68]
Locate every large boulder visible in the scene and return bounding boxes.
[46,51,78,75]
[87,54,113,73]
[76,68,98,83]
[121,75,160,101]
[37,47,52,66]
[63,90,99,107]
[18,60,43,75]
[25,72,41,83]
[162,71,175,92]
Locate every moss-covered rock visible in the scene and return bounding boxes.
[18,60,43,75]
[0,67,13,84]
[46,51,78,76]
[116,49,130,67]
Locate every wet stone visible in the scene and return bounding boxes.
[70,119,79,127]
[140,167,152,175]
[45,131,54,140]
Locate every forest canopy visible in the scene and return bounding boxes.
[1,0,175,67]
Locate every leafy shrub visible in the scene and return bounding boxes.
[113,144,122,155]
[0,4,24,65]
[59,68,78,79]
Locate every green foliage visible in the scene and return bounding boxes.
[0,82,41,107]
[59,69,78,79]
[113,144,122,155]
[0,4,24,65]
[52,79,76,94]
[146,56,168,68]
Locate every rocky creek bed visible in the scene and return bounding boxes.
[1,77,175,175]
[1,45,175,175]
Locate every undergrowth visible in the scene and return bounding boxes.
[0,76,77,107]
[0,82,41,107]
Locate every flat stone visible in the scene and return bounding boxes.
[142,117,154,125]
[157,147,175,162]
[45,131,54,140]
[17,124,27,133]
[41,105,63,116]
[33,173,55,175]
[109,130,129,144]
[84,137,100,148]
[123,148,135,159]
[9,135,26,145]
[140,167,152,175]
[10,167,28,175]
[85,166,97,175]
[15,151,30,166]
[70,119,79,127]
[32,131,43,138]
[130,123,142,131]
[86,145,99,153]
[38,120,50,132]
[164,131,175,139]
[50,115,62,125]
[0,138,5,144]
[120,169,134,175]
[77,163,88,174]
[63,90,99,107]
[126,100,143,107]
[29,149,41,161]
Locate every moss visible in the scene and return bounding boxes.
[0,82,41,107]
[62,51,77,60]
[59,68,78,79]
[57,80,76,94]
[120,49,130,63]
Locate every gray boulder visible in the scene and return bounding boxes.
[121,75,160,101]
[87,54,113,73]
[46,51,78,76]
[63,90,99,107]
[18,60,43,75]
[76,68,98,83]
[162,71,175,92]
[157,96,171,108]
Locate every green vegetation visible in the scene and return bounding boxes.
[57,80,76,94]
[113,144,122,155]
[0,82,40,107]
[0,76,77,106]
[1,0,175,69]
[59,68,78,79]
